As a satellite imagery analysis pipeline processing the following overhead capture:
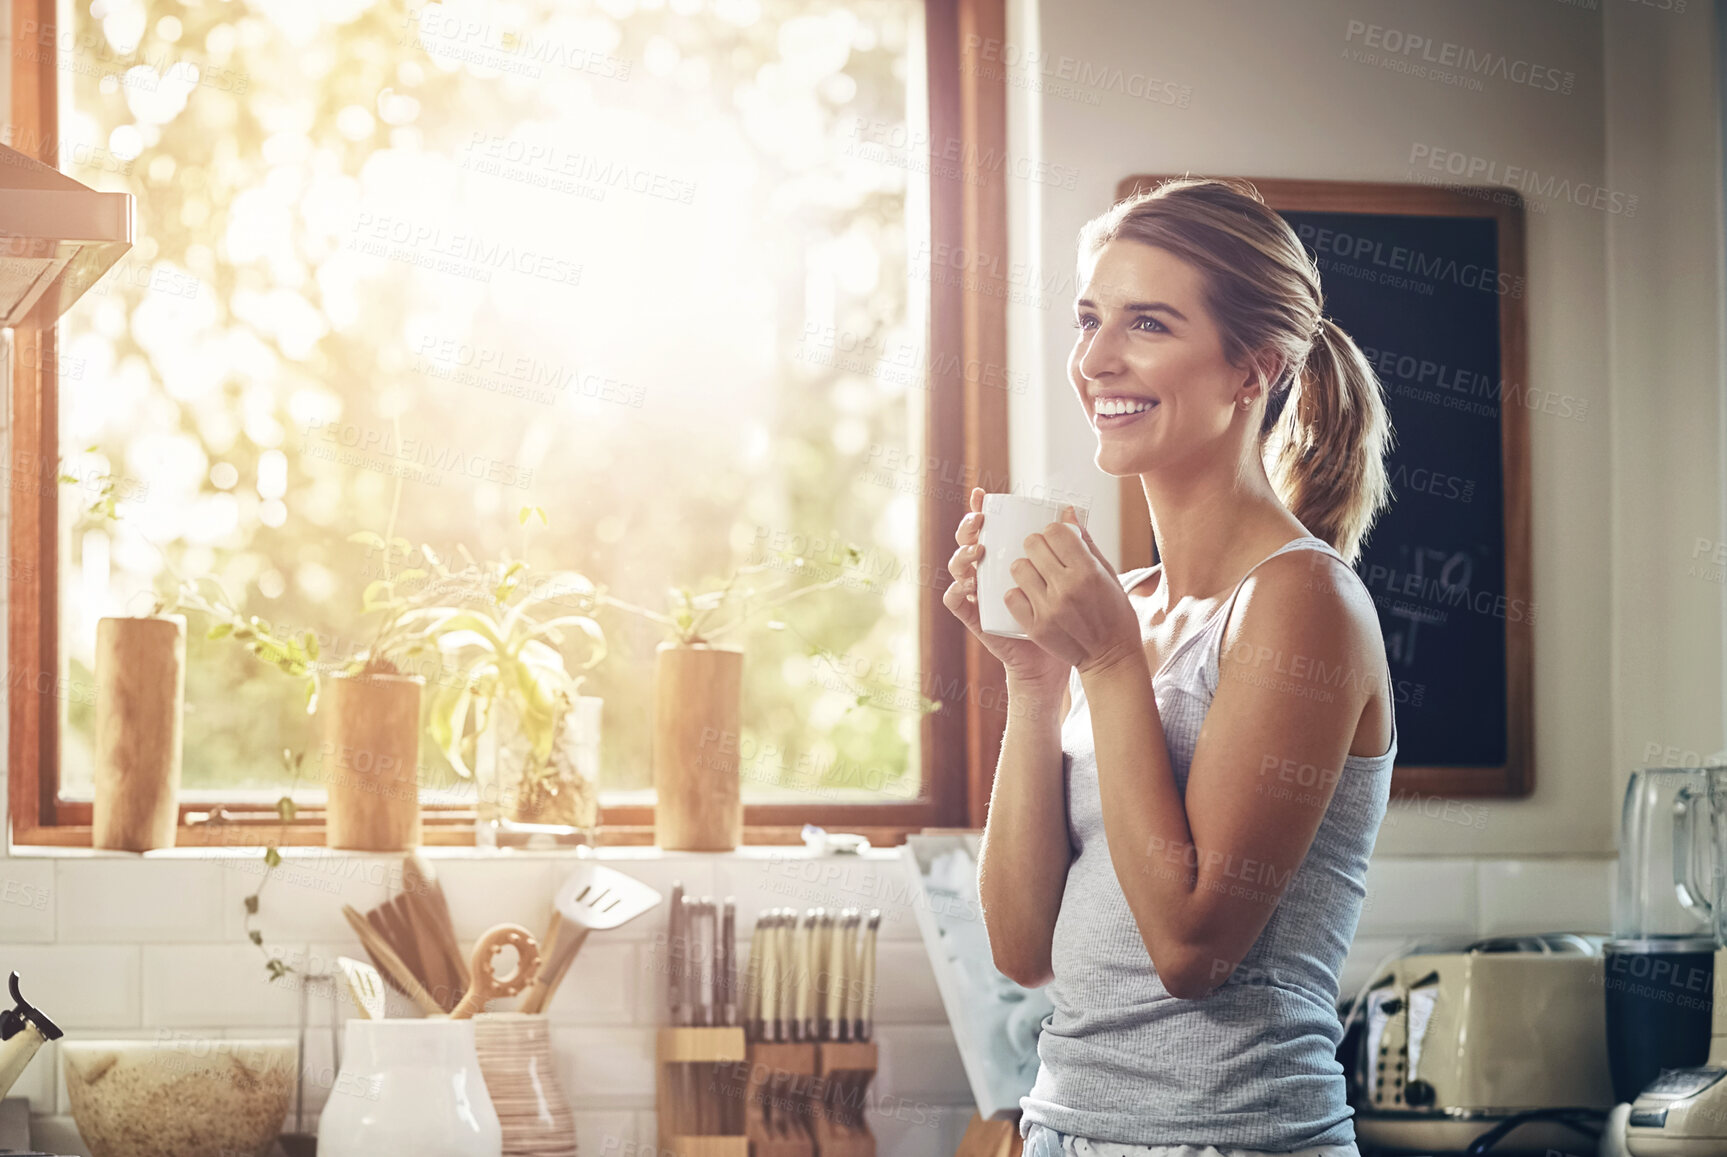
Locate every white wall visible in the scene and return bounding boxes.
[1007,0,1723,858]
[1603,1,1727,836]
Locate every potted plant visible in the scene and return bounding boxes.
[172,531,430,852]
[58,452,188,852]
[416,513,608,846]
[595,546,878,852]
[310,529,451,852]
[90,611,187,851]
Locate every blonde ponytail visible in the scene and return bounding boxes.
[1262,317,1393,567]
[1077,178,1395,566]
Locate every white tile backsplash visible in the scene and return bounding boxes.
[540,940,638,1024]
[1477,857,1615,937]
[0,859,54,942]
[576,1108,640,1155]
[871,1100,974,1155]
[141,945,302,1027]
[552,1025,657,1109]
[1358,857,1478,937]
[58,860,226,943]
[872,939,946,1023]
[873,1023,972,1106]
[219,853,394,944]
[2,946,140,1029]
[435,858,558,942]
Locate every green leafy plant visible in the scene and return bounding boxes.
[595,545,873,647]
[419,511,607,786]
[58,444,129,526]
[241,747,305,983]
[592,541,937,716]
[169,577,323,712]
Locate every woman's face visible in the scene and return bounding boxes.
[1068,239,1257,478]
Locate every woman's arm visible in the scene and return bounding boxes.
[1079,550,1385,1000]
[975,676,1074,988]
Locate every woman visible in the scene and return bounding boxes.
[942,177,1397,1156]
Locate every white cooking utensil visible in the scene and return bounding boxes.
[520,860,662,1014]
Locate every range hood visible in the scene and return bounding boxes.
[0,141,133,327]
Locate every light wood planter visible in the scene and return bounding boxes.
[653,642,743,852]
[93,615,186,851]
[323,671,423,851]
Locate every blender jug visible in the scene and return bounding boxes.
[1606,767,1718,1103]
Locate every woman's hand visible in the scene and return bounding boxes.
[1006,505,1143,677]
[942,487,1073,696]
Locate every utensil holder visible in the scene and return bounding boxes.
[744,1041,816,1157]
[656,1026,749,1156]
[318,1018,501,1157]
[473,1012,576,1157]
[812,1041,877,1157]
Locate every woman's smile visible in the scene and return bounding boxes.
[1091,393,1161,431]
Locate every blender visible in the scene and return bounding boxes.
[1609,768,1719,1105]
[1626,765,1727,1153]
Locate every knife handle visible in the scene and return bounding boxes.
[720,898,736,1027]
[667,883,685,1027]
[699,899,716,1027]
[858,910,880,1041]
[825,918,846,1043]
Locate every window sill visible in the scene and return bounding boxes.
[4,829,949,860]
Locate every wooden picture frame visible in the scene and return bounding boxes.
[1111,175,1532,799]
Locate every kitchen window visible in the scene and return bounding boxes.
[8,0,1012,846]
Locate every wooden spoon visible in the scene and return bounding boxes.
[451,923,541,1020]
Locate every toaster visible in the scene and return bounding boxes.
[1350,934,1616,1153]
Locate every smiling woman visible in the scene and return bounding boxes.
[952,177,1397,1153]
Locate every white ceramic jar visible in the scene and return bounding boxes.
[318,1019,502,1157]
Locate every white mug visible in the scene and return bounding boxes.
[978,493,1090,639]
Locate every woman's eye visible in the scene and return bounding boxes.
[1070,316,1164,333]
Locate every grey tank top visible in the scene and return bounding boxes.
[1019,535,1396,1149]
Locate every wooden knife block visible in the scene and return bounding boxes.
[745,1041,816,1157]
[812,1040,877,1157]
[657,1035,877,1157]
[657,1026,750,1157]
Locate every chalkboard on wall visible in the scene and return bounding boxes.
[1113,177,1532,799]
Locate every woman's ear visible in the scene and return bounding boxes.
[1254,350,1287,392]
[1237,350,1284,404]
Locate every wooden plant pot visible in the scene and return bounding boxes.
[93,615,186,851]
[323,671,424,851]
[653,642,743,852]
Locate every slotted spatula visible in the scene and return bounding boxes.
[338,955,388,1021]
[519,861,663,1013]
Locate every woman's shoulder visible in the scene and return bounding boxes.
[1221,540,1384,663]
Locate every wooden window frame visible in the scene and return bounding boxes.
[8,0,1012,847]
